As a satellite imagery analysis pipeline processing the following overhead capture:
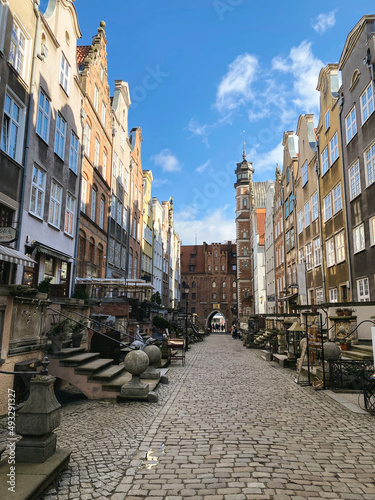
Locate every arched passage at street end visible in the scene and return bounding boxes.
[206,310,227,332]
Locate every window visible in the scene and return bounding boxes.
[304,201,310,228]
[357,277,370,302]
[1,93,23,162]
[325,110,330,131]
[120,127,125,149]
[290,227,295,249]
[223,281,226,288]
[222,293,226,300]
[99,196,105,229]
[81,177,87,213]
[289,194,293,214]
[313,237,321,267]
[323,193,332,222]
[243,249,248,256]
[311,192,318,221]
[286,230,290,251]
[286,166,290,184]
[29,165,45,218]
[326,238,335,267]
[65,193,75,236]
[116,200,122,225]
[54,113,66,159]
[243,198,247,208]
[305,242,312,271]
[370,216,375,246]
[212,282,216,288]
[36,89,50,142]
[94,138,100,168]
[101,102,106,125]
[69,131,79,174]
[345,106,357,143]
[243,261,248,269]
[91,187,97,222]
[302,162,308,186]
[329,185,341,217]
[208,265,211,271]
[285,198,289,219]
[364,142,375,187]
[212,293,217,300]
[243,231,247,238]
[329,288,338,303]
[60,53,70,93]
[349,161,361,200]
[361,82,374,124]
[335,231,345,263]
[353,224,365,253]
[94,85,99,111]
[102,151,107,179]
[84,122,91,155]
[113,152,118,178]
[321,147,329,175]
[299,248,304,263]
[49,180,62,228]
[232,264,236,271]
[316,288,323,304]
[9,20,27,79]
[329,133,339,164]
[221,265,225,271]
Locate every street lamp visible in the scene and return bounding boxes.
[182,282,190,351]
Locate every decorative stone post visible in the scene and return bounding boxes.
[121,350,150,397]
[15,374,61,463]
[141,345,161,380]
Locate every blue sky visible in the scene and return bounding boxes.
[43,0,372,245]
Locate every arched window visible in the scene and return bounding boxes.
[212,282,216,288]
[89,237,95,263]
[192,281,196,288]
[99,195,105,229]
[98,243,104,277]
[223,282,226,288]
[91,185,97,222]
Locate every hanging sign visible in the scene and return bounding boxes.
[0,227,16,243]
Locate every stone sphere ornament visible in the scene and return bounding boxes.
[124,349,149,376]
[323,341,341,361]
[144,345,161,367]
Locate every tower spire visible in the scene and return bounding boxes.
[242,130,246,161]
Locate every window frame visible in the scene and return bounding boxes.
[364,142,375,188]
[326,237,335,268]
[9,17,28,80]
[323,193,332,222]
[360,82,374,124]
[54,112,67,160]
[357,277,370,302]
[1,91,24,163]
[49,179,62,228]
[36,88,51,143]
[335,230,346,263]
[349,161,361,200]
[29,164,46,219]
[69,131,79,174]
[332,183,342,215]
[353,223,365,254]
[345,106,357,143]
[59,52,70,94]
[329,132,339,165]
[302,161,308,186]
[64,192,75,236]
[321,146,329,175]
[313,236,321,267]
[311,192,319,221]
[304,200,311,228]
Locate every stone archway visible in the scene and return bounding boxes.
[206,310,227,333]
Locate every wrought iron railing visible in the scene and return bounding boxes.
[329,360,375,390]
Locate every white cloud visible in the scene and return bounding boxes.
[152,178,169,188]
[187,118,210,148]
[175,206,236,245]
[251,143,284,176]
[215,53,259,112]
[150,149,182,172]
[196,160,211,173]
[311,10,337,34]
[271,41,323,112]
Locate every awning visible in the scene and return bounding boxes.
[0,245,36,267]
[31,242,72,262]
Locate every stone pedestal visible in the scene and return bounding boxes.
[16,375,61,463]
[141,345,162,380]
[121,350,149,397]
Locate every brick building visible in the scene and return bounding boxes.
[76,22,112,281]
[180,242,237,330]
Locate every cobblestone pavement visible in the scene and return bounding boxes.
[1,335,375,499]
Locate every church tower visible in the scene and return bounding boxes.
[234,146,254,322]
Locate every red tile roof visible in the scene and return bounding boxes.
[77,45,90,65]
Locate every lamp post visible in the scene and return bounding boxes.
[182,282,190,351]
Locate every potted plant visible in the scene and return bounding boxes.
[37,276,53,299]
[339,339,351,351]
[70,319,88,348]
[343,308,355,316]
[336,308,344,316]
[47,318,71,352]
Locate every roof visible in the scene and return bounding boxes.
[76,45,90,65]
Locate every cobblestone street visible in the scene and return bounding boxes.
[2,335,375,499]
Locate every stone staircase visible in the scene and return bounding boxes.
[340,343,374,362]
[48,347,165,400]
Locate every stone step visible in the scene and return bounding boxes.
[60,352,100,367]
[75,358,114,375]
[91,364,126,382]
[53,347,86,359]
[101,372,132,392]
